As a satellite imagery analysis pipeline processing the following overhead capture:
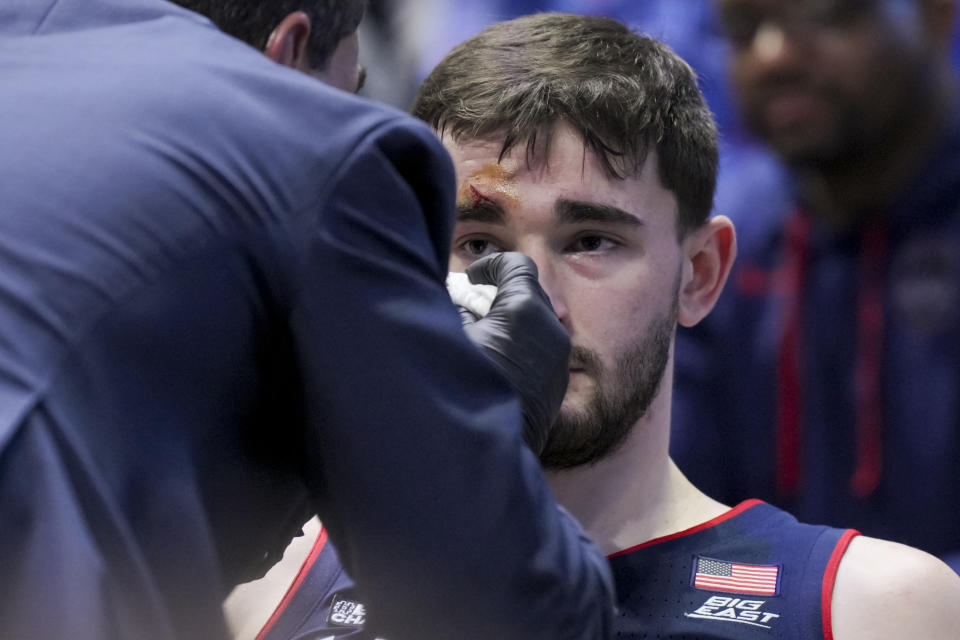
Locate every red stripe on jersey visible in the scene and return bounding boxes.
[821,529,860,640]
[608,500,764,558]
[255,527,329,640]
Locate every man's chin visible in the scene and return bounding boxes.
[538,444,597,472]
[541,406,607,471]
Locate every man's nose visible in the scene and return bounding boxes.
[521,246,569,328]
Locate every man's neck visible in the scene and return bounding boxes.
[545,394,727,556]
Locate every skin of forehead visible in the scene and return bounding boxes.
[448,126,685,236]
[451,128,622,206]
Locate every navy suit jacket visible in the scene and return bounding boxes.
[0,1,612,638]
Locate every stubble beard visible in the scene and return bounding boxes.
[538,297,677,471]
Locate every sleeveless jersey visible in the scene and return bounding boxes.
[256,527,373,640]
[609,500,858,639]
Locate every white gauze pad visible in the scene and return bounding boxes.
[446,272,498,318]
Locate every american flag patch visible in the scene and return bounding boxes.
[692,556,780,596]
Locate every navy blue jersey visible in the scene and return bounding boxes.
[257,502,857,640]
[256,527,372,640]
[0,2,613,639]
[609,500,858,639]
[672,113,960,572]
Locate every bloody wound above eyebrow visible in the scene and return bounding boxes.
[469,185,495,206]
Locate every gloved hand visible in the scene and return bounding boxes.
[459,252,570,455]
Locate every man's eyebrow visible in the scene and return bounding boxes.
[555,199,643,226]
[456,200,505,224]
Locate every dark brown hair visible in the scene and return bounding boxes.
[412,12,718,235]
[169,0,367,70]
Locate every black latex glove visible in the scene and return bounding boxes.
[460,252,570,455]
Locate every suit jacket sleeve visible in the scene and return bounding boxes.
[288,117,614,640]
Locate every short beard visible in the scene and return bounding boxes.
[538,300,676,471]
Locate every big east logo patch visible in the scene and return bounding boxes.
[685,595,781,630]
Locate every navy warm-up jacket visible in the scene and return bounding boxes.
[0,1,613,638]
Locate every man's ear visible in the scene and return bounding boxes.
[263,11,312,70]
[677,215,737,328]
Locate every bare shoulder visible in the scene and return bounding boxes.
[830,535,960,640]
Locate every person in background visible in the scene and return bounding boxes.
[0,1,616,639]
[243,12,960,639]
[671,0,960,573]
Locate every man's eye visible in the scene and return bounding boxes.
[465,239,490,255]
[569,235,616,253]
[459,238,500,258]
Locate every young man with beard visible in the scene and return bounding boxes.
[672,0,960,574]
[248,12,960,640]
[419,12,960,640]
